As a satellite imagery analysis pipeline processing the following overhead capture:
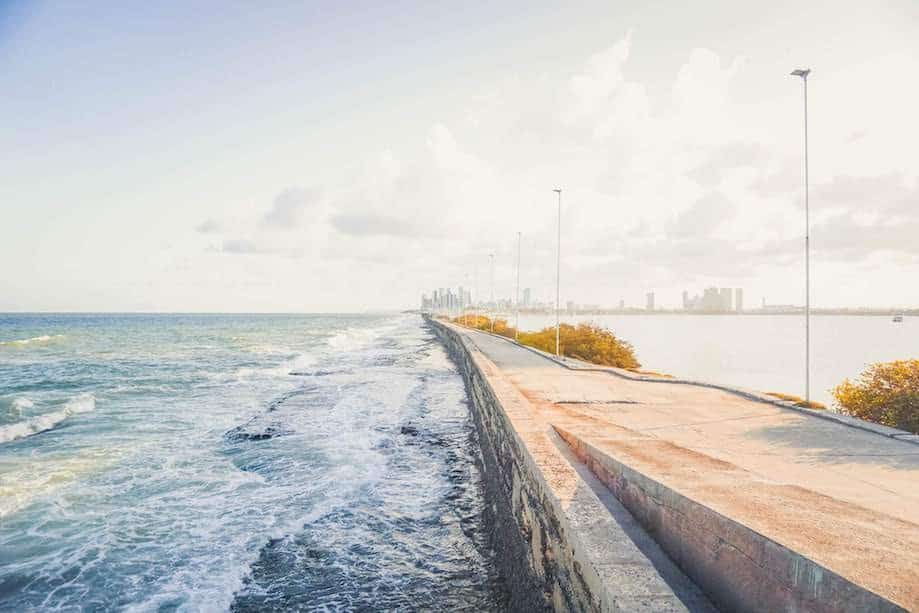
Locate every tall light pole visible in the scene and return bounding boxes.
[553,188,562,358]
[464,273,470,327]
[489,253,495,332]
[515,231,521,342]
[473,261,478,329]
[791,68,811,403]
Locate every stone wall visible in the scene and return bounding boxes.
[428,317,715,612]
[431,318,598,611]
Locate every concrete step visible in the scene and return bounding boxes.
[554,424,914,612]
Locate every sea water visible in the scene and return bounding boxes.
[0,313,507,611]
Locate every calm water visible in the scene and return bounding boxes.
[0,313,507,611]
[516,313,918,407]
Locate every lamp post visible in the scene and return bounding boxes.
[553,188,562,358]
[515,231,521,342]
[473,262,478,329]
[791,68,811,403]
[463,273,468,327]
[489,253,495,332]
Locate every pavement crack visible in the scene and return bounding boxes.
[556,400,641,405]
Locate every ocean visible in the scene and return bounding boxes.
[0,313,507,611]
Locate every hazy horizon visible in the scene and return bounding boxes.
[4,1,918,312]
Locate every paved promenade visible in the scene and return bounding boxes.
[451,323,919,610]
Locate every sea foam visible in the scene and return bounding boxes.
[0,394,96,444]
[0,334,64,346]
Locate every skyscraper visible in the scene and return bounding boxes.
[646,292,655,311]
[719,288,732,311]
[735,288,744,312]
[522,287,532,307]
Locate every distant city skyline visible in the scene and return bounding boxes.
[422,283,907,314]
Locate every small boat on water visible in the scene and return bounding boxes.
[893,314,904,322]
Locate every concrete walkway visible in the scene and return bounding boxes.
[453,324,919,611]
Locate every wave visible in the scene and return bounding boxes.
[0,334,64,346]
[232,352,318,381]
[0,394,96,444]
[326,326,383,351]
[5,397,35,419]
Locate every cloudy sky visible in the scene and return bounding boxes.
[2,0,918,312]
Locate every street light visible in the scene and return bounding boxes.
[463,272,470,327]
[553,188,562,358]
[791,67,811,402]
[473,261,478,329]
[489,253,495,332]
[515,231,521,342]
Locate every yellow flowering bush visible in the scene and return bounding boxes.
[833,360,919,434]
[451,316,639,369]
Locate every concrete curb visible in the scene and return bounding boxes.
[439,319,919,447]
[554,424,908,613]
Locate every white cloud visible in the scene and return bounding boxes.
[195,219,221,234]
[261,188,321,229]
[567,33,632,120]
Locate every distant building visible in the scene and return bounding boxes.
[522,287,532,306]
[681,286,746,312]
[646,292,655,311]
[566,300,575,313]
[702,287,721,311]
[619,299,625,310]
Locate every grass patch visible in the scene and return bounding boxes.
[766,392,827,410]
[627,368,674,379]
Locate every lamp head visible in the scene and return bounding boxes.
[791,68,811,79]
[553,188,562,193]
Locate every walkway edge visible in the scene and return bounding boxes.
[451,322,919,446]
[553,424,907,613]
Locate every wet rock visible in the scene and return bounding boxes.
[225,423,289,442]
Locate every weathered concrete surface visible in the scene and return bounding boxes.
[429,318,715,612]
[434,319,919,613]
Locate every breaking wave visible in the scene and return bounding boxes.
[0,394,96,444]
[0,334,64,346]
[7,397,34,418]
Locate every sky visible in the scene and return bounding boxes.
[2,0,918,312]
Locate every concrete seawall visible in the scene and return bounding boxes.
[554,427,903,613]
[429,317,714,612]
[428,316,919,612]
